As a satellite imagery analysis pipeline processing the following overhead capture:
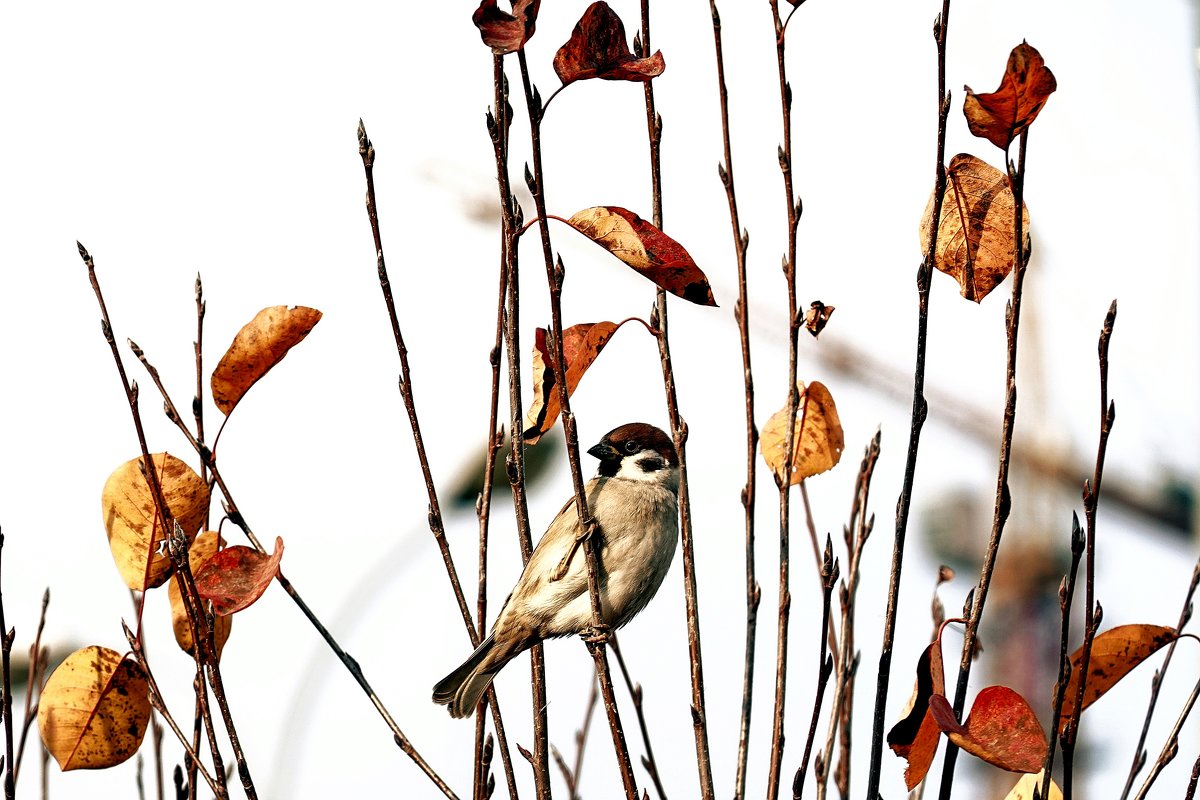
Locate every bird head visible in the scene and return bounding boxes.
[588,423,679,483]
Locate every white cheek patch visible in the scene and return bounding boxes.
[616,451,668,483]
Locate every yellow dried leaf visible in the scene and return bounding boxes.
[38,646,151,771]
[211,305,323,416]
[1003,771,1062,800]
[760,381,844,485]
[919,154,1031,303]
[168,532,233,659]
[102,453,209,590]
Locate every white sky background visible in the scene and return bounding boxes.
[1,0,1198,798]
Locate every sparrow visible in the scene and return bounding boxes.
[433,422,680,718]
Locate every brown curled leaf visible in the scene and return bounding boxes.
[211,305,322,416]
[523,320,643,444]
[1056,624,1178,732]
[760,381,845,485]
[553,2,665,86]
[38,646,151,770]
[566,206,716,305]
[194,537,284,616]
[920,153,1031,302]
[472,0,540,55]
[964,42,1057,152]
[887,640,947,790]
[803,301,835,338]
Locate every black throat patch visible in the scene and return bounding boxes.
[597,458,621,477]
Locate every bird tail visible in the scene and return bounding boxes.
[432,633,505,719]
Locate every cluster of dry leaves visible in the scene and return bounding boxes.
[37,306,318,771]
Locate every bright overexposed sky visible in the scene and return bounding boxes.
[0,1,1197,798]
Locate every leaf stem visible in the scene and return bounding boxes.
[864,2,951,793]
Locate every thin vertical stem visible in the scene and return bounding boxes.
[0,533,15,800]
[515,47,639,800]
[638,2,714,797]
[765,3,803,797]
[706,3,759,798]
[864,2,951,794]
[791,540,838,799]
[938,129,1033,800]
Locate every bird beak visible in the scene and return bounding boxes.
[587,442,619,461]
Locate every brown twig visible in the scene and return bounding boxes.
[790,538,838,799]
[13,589,48,784]
[800,483,839,664]
[1038,512,1085,796]
[938,127,1035,799]
[1121,557,1200,798]
[573,678,600,798]
[1060,301,1118,797]
[165,525,257,800]
[514,48,639,800]
[484,54,550,800]
[864,2,951,794]
[1132,672,1200,800]
[636,3,714,797]
[765,3,805,797]
[193,274,209,521]
[0,533,14,800]
[121,621,223,799]
[706,4,760,798]
[610,636,668,800]
[816,430,880,800]
[1185,752,1200,800]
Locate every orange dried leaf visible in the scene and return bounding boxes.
[194,537,284,615]
[931,687,1047,774]
[566,207,715,306]
[887,641,947,789]
[38,646,151,771]
[102,453,209,590]
[553,2,664,86]
[211,305,322,416]
[1004,771,1063,800]
[920,154,1031,302]
[472,0,540,55]
[760,381,845,485]
[964,42,1057,151]
[523,320,639,444]
[169,532,233,659]
[1056,624,1178,732]
[803,301,834,338]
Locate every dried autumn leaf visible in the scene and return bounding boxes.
[523,320,642,444]
[930,687,1047,774]
[211,305,322,416]
[887,640,947,790]
[1056,623,1177,732]
[566,207,715,305]
[803,301,834,338]
[169,532,233,659]
[38,646,151,770]
[919,153,1031,303]
[194,537,284,616]
[472,0,540,55]
[102,453,209,590]
[964,42,1057,152]
[1004,771,1063,800]
[760,381,845,485]
[553,2,664,86]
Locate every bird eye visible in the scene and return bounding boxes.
[623,440,639,453]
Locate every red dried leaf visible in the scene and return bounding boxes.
[553,2,664,86]
[887,641,947,789]
[964,42,1057,151]
[1056,624,1178,732]
[931,687,1047,774]
[566,206,716,305]
[472,0,540,55]
[523,320,639,444]
[194,537,284,616]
